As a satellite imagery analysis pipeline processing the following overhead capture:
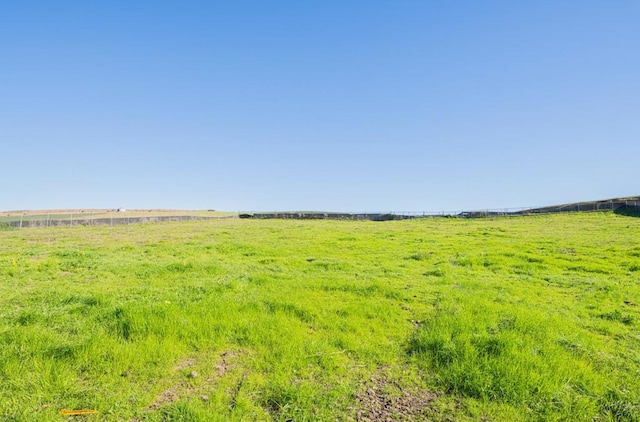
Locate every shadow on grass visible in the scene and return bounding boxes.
[614,206,640,218]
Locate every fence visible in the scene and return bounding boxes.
[243,199,640,221]
[2,214,238,229]
[245,212,414,221]
[2,199,639,228]
[446,200,640,218]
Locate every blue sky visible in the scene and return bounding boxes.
[2,1,638,212]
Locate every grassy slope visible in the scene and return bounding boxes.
[0,213,638,421]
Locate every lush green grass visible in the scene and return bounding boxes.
[0,212,638,421]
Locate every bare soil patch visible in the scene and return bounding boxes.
[147,350,243,411]
[355,371,438,421]
[212,350,237,379]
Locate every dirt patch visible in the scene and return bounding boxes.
[213,350,237,379]
[147,350,243,411]
[146,357,199,409]
[148,385,185,410]
[174,358,196,371]
[558,248,576,254]
[355,372,438,421]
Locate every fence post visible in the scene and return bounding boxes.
[20,213,23,229]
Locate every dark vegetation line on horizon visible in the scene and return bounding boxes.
[1,196,639,229]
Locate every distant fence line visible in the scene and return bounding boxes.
[242,199,640,221]
[3,199,639,229]
[441,199,640,218]
[244,212,414,221]
[5,214,238,229]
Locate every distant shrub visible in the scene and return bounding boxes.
[378,214,396,221]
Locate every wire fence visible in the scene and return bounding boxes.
[243,199,640,221]
[1,212,238,229]
[2,199,638,229]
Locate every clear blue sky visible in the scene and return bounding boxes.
[2,1,638,212]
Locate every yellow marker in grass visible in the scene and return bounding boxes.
[59,409,97,415]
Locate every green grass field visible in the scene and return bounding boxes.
[0,212,639,421]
